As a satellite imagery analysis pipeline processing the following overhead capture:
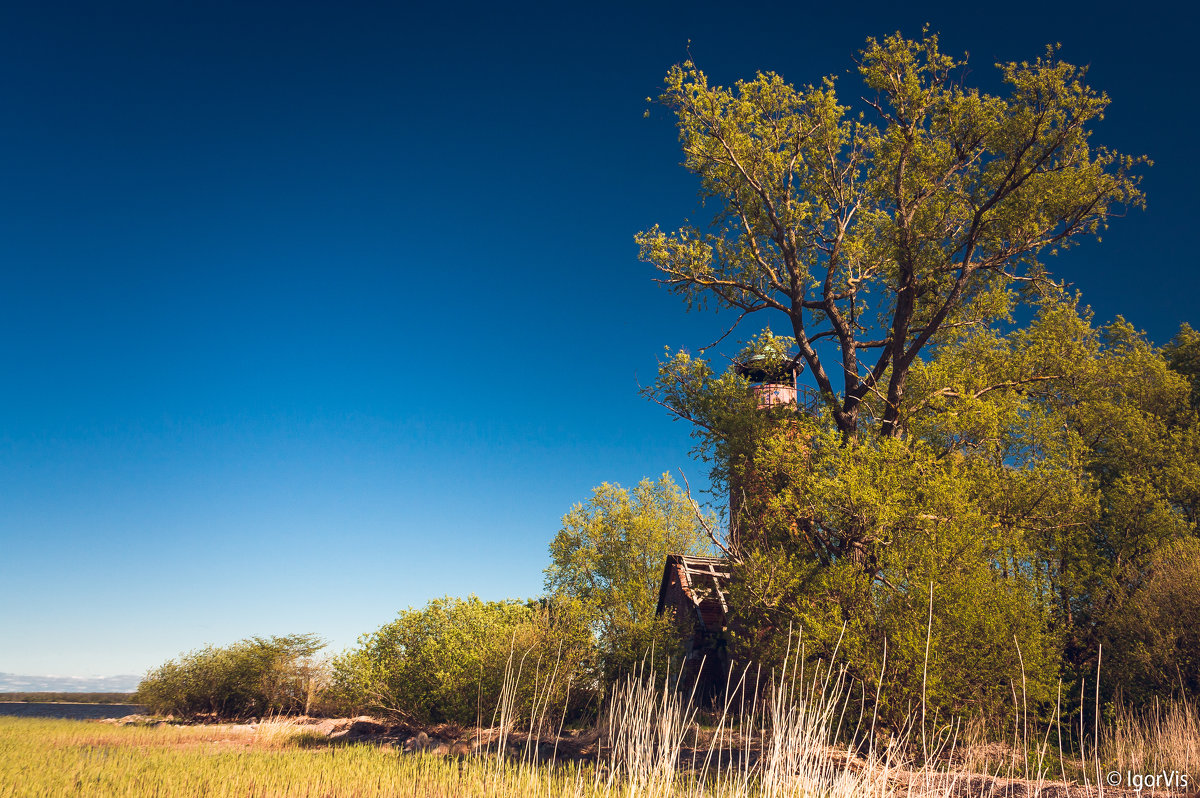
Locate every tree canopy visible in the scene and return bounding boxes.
[717,298,1198,720]
[544,474,713,683]
[638,31,1147,439]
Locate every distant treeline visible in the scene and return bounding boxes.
[0,692,137,704]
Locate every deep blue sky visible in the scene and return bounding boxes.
[1,0,1195,678]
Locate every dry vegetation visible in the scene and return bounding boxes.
[1102,699,1199,782]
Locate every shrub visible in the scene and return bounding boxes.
[136,634,326,719]
[328,596,593,726]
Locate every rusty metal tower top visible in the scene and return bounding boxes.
[734,353,803,410]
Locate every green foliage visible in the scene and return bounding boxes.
[653,288,1199,719]
[328,596,591,726]
[907,298,1200,683]
[544,475,713,684]
[725,422,1058,725]
[639,31,1146,438]
[1164,323,1200,412]
[136,634,326,720]
[1102,539,1200,703]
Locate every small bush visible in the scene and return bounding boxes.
[136,634,326,720]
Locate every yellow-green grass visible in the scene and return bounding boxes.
[0,717,612,798]
[0,713,903,798]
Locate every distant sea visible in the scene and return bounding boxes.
[0,702,144,720]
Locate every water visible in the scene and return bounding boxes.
[0,702,144,719]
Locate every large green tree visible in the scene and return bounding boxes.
[637,30,1200,720]
[638,31,1146,439]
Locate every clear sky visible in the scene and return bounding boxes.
[1,0,1195,679]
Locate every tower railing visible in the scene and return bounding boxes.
[751,383,824,415]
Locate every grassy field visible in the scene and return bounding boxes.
[0,714,1086,798]
[0,706,1072,798]
[0,715,906,798]
[0,717,605,798]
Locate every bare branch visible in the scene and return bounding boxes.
[678,469,737,562]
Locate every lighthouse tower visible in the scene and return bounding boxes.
[728,352,806,552]
[655,347,808,701]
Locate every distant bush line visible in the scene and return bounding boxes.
[0,693,137,704]
[136,635,327,720]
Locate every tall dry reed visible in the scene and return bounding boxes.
[1102,696,1199,777]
